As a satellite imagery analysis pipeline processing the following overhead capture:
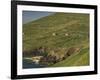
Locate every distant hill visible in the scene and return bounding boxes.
[23,12,89,67]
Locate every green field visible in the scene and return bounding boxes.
[51,47,89,67]
[23,12,90,67]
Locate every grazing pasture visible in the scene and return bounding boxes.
[23,12,89,68]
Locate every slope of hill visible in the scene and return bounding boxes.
[51,47,89,67]
[23,12,89,67]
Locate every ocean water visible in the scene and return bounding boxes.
[23,59,46,69]
[23,11,54,24]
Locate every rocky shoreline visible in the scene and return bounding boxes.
[23,47,81,66]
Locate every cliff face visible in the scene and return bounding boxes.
[25,47,80,65]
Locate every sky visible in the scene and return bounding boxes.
[22,11,54,24]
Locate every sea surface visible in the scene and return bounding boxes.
[23,11,54,24]
[23,58,46,69]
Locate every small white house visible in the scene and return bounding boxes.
[52,33,56,36]
[65,33,68,36]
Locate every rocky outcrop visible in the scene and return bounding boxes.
[23,47,80,65]
[65,47,80,56]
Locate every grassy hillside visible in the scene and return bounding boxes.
[23,12,89,67]
[51,47,89,67]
